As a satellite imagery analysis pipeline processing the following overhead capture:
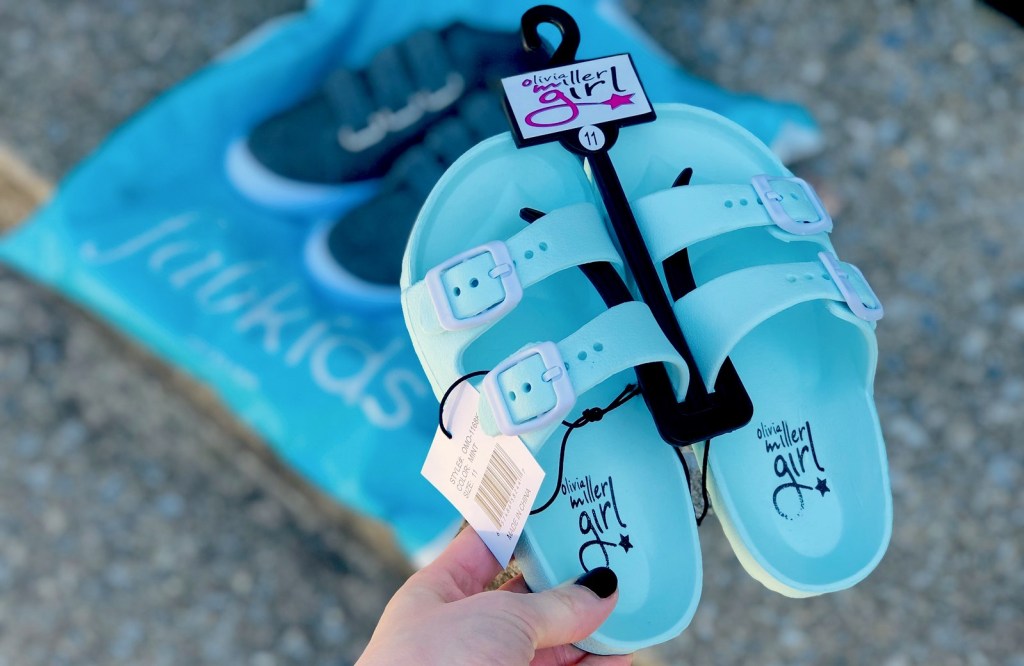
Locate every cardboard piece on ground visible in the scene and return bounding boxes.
[0,146,51,231]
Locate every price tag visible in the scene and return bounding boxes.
[421,384,545,566]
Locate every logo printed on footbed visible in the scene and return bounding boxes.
[757,419,830,520]
[560,474,633,571]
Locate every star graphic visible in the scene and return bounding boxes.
[601,93,635,110]
[618,533,633,554]
[815,478,830,497]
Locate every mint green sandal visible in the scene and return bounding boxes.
[613,104,892,597]
[401,135,702,654]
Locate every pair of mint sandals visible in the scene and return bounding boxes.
[401,104,892,655]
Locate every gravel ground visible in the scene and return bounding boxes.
[1,0,1022,664]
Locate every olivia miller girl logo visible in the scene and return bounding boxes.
[501,53,654,142]
[757,419,830,520]
[519,65,635,128]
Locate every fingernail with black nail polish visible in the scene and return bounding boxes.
[575,567,617,599]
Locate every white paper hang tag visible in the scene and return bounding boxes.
[421,384,545,567]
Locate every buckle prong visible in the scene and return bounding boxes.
[489,263,513,279]
[541,366,564,382]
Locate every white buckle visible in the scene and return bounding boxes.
[481,342,576,436]
[425,241,523,331]
[751,175,834,235]
[819,252,884,322]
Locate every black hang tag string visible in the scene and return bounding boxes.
[500,5,753,446]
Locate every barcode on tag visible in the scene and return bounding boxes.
[474,442,522,528]
[422,384,545,566]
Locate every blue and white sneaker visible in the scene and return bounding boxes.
[227,23,537,213]
[304,91,507,310]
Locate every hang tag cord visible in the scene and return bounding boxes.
[438,370,489,439]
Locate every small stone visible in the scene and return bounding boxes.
[986,455,1019,489]
[318,607,348,646]
[279,626,312,660]
[110,620,144,660]
[959,327,989,360]
[800,59,826,85]
[250,652,277,666]
[24,464,53,494]
[15,433,42,458]
[1008,306,1024,334]
[155,492,185,519]
[230,571,254,595]
[932,112,958,140]
[42,508,68,535]
[886,415,929,449]
[952,41,976,65]
[54,419,87,453]
[0,347,30,383]
[780,627,807,650]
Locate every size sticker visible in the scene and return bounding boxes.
[421,384,545,566]
[501,53,654,144]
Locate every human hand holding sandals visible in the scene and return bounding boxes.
[357,528,632,666]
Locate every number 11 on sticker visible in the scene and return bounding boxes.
[579,125,606,150]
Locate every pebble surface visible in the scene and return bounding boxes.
[1,0,1022,664]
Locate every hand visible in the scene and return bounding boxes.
[357,528,631,665]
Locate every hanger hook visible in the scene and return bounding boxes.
[521,5,581,67]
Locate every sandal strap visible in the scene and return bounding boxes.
[477,301,690,450]
[674,253,883,388]
[633,176,832,263]
[403,203,624,393]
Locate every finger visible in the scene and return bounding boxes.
[499,567,619,650]
[408,527,503,602]
[497,573,530,594]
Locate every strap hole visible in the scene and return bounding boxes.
[822,273,831,280]
[538,242,549,251]
[739,198,748,206]
[593,342,604,352]
[508,391,517,402]
[453,287,462,296]
[524,250,535,259]
[803,273,815,280]
[756,197,763,205]
[577,351,588,361]
[790,192,799,200]
[469,278,479,288]
[522,382,532,393]
[786,275,797,283]
[724,200,734,208]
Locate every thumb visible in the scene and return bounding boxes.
[503,567,619,650]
